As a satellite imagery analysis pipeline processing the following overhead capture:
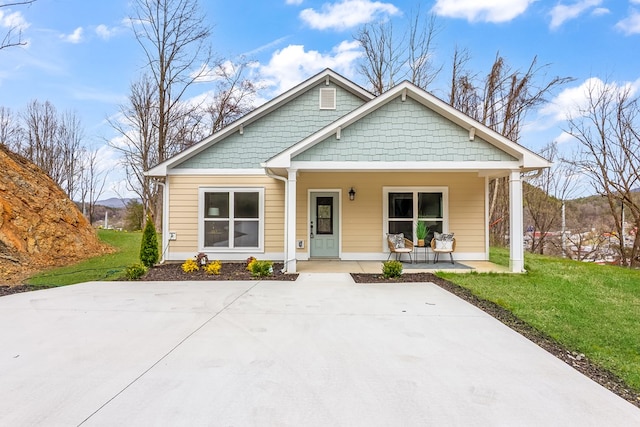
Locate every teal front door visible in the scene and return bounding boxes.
[310,192,339,258]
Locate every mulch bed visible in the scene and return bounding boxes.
[351,272,640,409]
[141,262,298,281]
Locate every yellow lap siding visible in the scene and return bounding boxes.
[296,172,486,254]
[167,175,285,254]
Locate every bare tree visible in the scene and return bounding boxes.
[355,8,441,94]
[127,0,213,223]
[108,76,158,219]
[0,0,36,50]
[204,60,257,134]
[19,100,84,198]
[0,106,22,149]
[78,148,108,224]
[449,51,573,245]
[564,79,640,267]
[524,142,578,254]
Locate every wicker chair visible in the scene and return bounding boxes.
[387,234,414,263]
[431,237,456,264]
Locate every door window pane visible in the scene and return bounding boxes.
[316,197,333,234]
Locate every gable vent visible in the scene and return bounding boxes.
[319,88,336,110]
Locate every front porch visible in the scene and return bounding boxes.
[296,259,509,274]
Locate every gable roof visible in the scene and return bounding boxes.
[146,69,373,177]
[263,80,550,173]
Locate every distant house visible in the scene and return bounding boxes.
[147,69,550,273]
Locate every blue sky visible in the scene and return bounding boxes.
[1,0,640,198]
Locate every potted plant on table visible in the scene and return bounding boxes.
[415,221,429,247]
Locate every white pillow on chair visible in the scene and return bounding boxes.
[434,232,454,250]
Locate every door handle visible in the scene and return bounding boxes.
[310,221,314,238]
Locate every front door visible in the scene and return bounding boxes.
[310,192,339,258]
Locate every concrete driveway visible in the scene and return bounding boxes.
[1,274,638,426]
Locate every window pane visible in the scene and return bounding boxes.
[316,197,333,234]
[204,221,229,247]
[388,193,413,218]
[422,221,442,243]
[205,192,229,218]
[234,192,259,218]
[389,221,413,240]
[418,193,442,218]
[234,221,259,247]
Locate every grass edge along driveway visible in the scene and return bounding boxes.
[439,248,640,394]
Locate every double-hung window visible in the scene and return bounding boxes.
[200,188,264,250]
[384,187,447,243]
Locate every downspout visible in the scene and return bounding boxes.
[263,166,290,273]
[150,178,169,264]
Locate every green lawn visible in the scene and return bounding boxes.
[26,230,142,286]
[439,247,640,392]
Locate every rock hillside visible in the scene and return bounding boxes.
[0,145,110,285]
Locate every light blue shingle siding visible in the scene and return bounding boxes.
[293,97,516,162]
[177,83,366,169]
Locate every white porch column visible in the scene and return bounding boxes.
[509,170,525,272]
[286,169,298,273]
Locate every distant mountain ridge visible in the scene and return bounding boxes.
[95,197,141,209]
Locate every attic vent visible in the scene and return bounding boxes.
[319,88,336,110]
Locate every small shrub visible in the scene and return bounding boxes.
[182,258,199,273]
[204,260,222,275]
[139,216,159,267]
[250,260,273,277]
[246,256,257,271]
[382,260,403,279]
[125,263,147,280]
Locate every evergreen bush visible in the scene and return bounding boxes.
[139,216,159,267]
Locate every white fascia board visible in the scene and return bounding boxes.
[289,160,524,171]
[168,168,267,176]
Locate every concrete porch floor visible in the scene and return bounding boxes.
[296,260,510,274]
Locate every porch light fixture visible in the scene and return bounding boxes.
[208,207,220,217]
[348,187,356,201]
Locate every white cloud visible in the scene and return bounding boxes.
[591,7,610,16]
[286,0,304,5]
[615,10,640,35]
[60,27,83,44]
[549,0,603,30]
[539,77,640,124]
[299,0,400,30]
[259,41,362,94]
[0,9,30,31]
[431,0,534,23]
[95,24,121,40]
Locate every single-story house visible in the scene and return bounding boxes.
[147,69,550,273]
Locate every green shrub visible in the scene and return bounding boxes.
[382,260,403,278]
[246,256,256,271]
[181,258,199,273]
[204,260,222,275]
[250,260,273,277]
[125,263,147,280]
[139,216,159,267]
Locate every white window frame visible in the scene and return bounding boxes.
[382,186,449,245]
[198,187,265,252]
